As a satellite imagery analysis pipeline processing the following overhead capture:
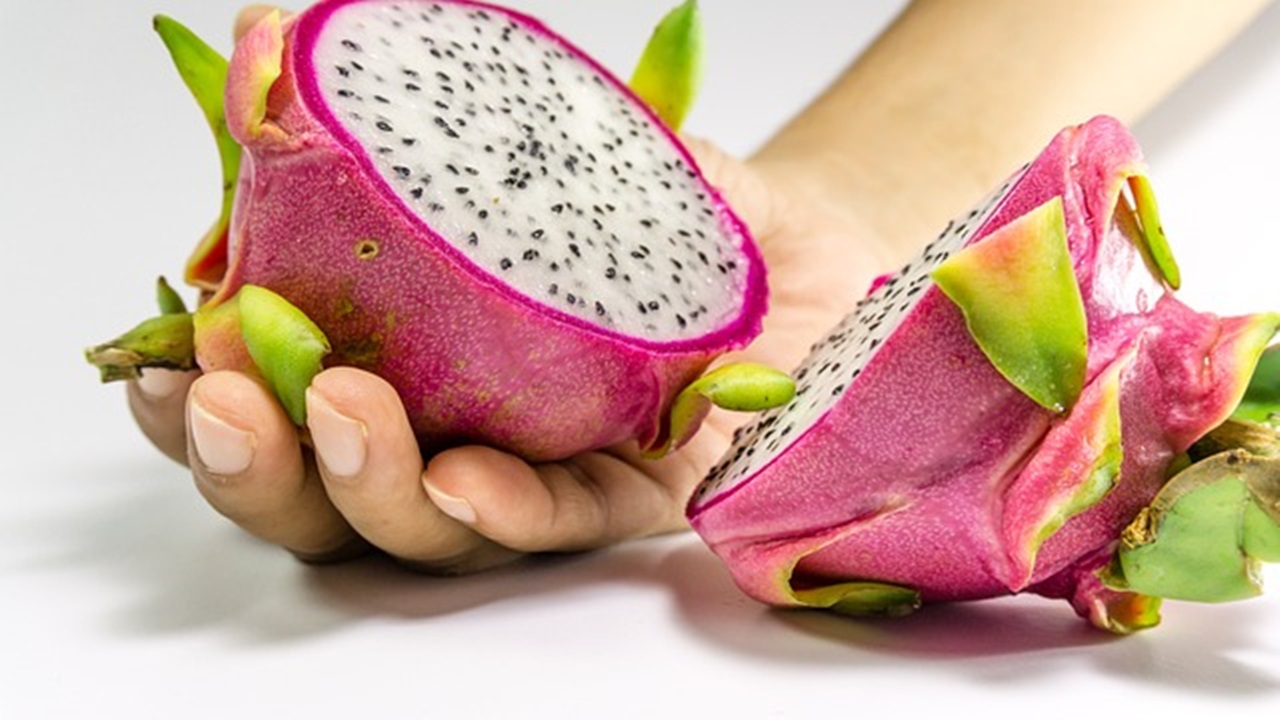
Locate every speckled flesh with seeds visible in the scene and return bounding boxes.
[695,176,1017,505]
[197,0,767,461]
[311,0,748,339]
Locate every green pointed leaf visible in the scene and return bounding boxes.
[85,313,196,383]
[932,196,1087,413]
[155,276,189,315]
[644,362,794,458]
[153,15,242,289]
[238,285,331,425]
[629,0,703,131]
[1126,175,1181,290]
[689,362,796,412]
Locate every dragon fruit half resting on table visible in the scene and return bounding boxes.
[688,116,1280,633]
[87,0,796,461]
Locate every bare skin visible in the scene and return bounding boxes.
[128,0,1271,572]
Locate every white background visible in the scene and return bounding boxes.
[3,0,1280,717]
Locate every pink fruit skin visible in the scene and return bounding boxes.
[687,116,1275,614]
[198,0,767,461]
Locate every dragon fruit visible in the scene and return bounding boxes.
[88,0,789,461]
[688,116,1280,633]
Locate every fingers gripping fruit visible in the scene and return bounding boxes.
[89,1,793,461]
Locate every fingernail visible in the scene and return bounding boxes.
[189,397,255,475]
[137,368,186,400]
[306,388,368,478]
[423,477,478,524]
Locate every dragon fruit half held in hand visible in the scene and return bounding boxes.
[88,0,796,461]
[688,116,1280,633]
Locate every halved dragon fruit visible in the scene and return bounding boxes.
[89,0,787,461]
[688,116,1280,632]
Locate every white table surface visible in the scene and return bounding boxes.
[4,1,1280,717]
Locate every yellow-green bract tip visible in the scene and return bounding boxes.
[629,0,703,131]
[644,362,794,459]
[238,285,332,425]
[154,14,243,290]
[932,197,1088,414]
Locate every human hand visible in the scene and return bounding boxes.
[122,5,895,574]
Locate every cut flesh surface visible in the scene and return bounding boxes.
[306,0,749,339]
[693,174,1019,508]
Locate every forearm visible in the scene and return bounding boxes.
[753,0,1271,261]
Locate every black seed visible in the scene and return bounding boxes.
[532,228,545,239]
[647,301,659,311]
[604,267,616,279]
[406,83,421,91]
[374,95,390,104]
[499,258,513,270]
[566,292,577,304]
[410,187,424,199]
[393,165,411,178]
[376,120,393,132]
[523,249,539,261]
[341,39,361,51]
[456,187,470,194]
[467,231,479,245]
